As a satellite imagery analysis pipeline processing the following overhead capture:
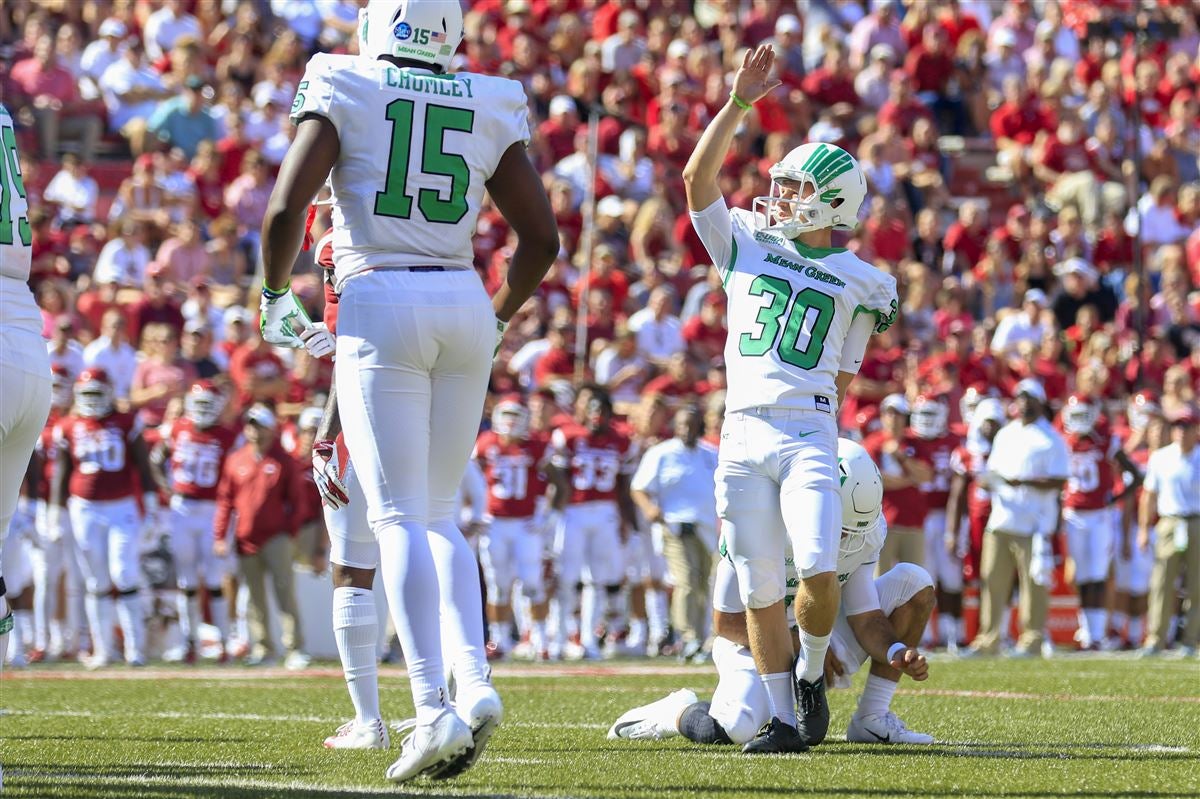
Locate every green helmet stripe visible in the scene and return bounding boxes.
[796,144,855,188]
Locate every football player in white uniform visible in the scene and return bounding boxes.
[683,46,898,753]
[0,103,53,684]
[259,1,558,783]
[609,439,934,747]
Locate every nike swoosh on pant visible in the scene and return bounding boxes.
[795,431,818,438]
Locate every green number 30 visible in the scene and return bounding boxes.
[738,275,835,371]
[0,125,32,247]
[375,99,474,225]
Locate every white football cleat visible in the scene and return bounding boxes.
[385,710,473,784]
[607,688,699,741]
[846,711,934,745]
[324,719,390,750]
[433,686,504,778]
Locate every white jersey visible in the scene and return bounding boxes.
[690,199,898,414]
[0,103,40,334]
[290,54,530,292]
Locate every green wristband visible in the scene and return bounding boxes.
[730,92,753,111]
[262,280,291,299]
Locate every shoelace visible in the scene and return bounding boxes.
[330,721,356,738]
[799,683,821,715]
[882,712,911,734]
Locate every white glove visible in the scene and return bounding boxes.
[299,321,336,359]
[259,284,315,349]
[45,504,66,543]
[312,440,350,510]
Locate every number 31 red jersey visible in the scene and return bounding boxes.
[473,431,550,518]
[167,418,240,501]
[550,424,637,505]
[55,412,142,501]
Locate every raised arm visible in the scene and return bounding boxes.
[683,45,780,212]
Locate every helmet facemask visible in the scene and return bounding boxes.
[186,391,226,429]
[754,174,843,239]
[75,384,113,418]
[1063,402,1098,435]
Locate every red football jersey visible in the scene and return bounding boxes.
[1063,423,1119,511]
[914,432,960,511]
[862,430,930,529]
[33,411,64,500]
[473,431,550,518]
[56,412,142,501]
[167,418,240,501]
[950,442,992,521]
[551,423,637,504]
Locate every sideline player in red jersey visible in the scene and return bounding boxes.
[152,381,240,662]
[51,368,158,667]
[910,396,964,651]
[25,365,85,663]
[548,387,639,660]
[946,398,1007,596]
[1059,394,1140,650]
[472,397,558,659]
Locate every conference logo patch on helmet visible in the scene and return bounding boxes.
[394,21,412,40]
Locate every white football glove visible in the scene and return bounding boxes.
[312,440,350,510]
[259,283,314,349]
[299,321,336,359]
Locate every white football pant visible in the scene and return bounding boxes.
[923,510,963,593]
[68,496,145,662]
[32,500,84,653]
[1063,507,1115,585]
[479,517,545,606]
[0,331,51,583]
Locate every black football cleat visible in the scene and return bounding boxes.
[741,717,809,754]
[795,675,830,747]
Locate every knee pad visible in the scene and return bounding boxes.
[883,562,934,606]
[736,558,786,610]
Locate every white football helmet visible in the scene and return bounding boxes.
[960,385,986,425]
[972,397,1007,429]
[185,380,226,428]
[752,142,867,238]
[74,368,114,418]
[492,396,530,439]
[50,363,73,409]
[358,0,463,72]
[837,438,883,558]
[1062,393,1099,436]
[911,396,949,439]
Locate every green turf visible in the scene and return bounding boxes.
[2,656,1198,798]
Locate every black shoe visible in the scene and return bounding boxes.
[741,717,809,754]
[795,675,830,746]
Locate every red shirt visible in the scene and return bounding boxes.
[681,316,727,360]
[213,442,308,555]
[913,432,960,511]
[878,98,933,136]
[990,101,1056,145]
[1062,423,1118,511]
[534,346,574,386]
[862,430,931,529]
[228,343,286,409]
[473,431,550,518]
[127,298,185,345]
[800,68,859,107]
[56,412,143,501]
[166,418,239,501]
[1039,134,1093,178]
[943,221,987,269]
[904,45,954,94]
[865,216,909,263]
[643,373,697,398]
[551,423,636,504]
[538,118,578,164]
[9,58,79,103]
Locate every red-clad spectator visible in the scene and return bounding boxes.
[862,395,934,572]
[937,1,982,48]
[904,25,954,95]
[800,45,860,109]
[215,114,251,184]
[186,149,226,220]
[228,332,287,410]
[127,265,185,345]
[1125,338,1175,394]
[130,322,198,428]
[943,201,988,274]
[533,322,575,386]
[538,95,580,164]
[76,274,122,337]
[572,244,629,311]
[991,204,1031,264]
[863,198,910,263]
[990,77,1056,147]
[156,219,209,285]
[878,70,933,136]
[681,294,727,363]
[642,352,698,402]
[646,101,696,175]
[840,331,903,431]
[8,34,101,161]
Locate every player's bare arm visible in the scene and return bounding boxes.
[682,44,779,212]
[486,143,559,323]
[50,443,72,510]
[846,609,928,681]
[148,440,172,494]
[945,471,969,555]
[316,377,340,442]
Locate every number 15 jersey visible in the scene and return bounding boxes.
[690,198,898,414]
[291,54,530,292]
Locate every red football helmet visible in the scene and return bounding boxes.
[1062,393,1099,435]
[74,368,114,418]
[911,395,949,439]
[50,363,73,409]
[491,394,530,439]
[1127,390,1162,432]
[184,380,226,428]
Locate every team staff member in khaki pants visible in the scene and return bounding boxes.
[969,380,1069,657]
[631,406,719,661]
[1139,410,1200,655]
[213,404,311,669]
[863,395,934,575]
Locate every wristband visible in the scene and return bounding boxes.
[887,642,907,662]
[262,280,291,300]
[730,92,753,111]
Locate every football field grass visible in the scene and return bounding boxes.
[2,656,1198,798]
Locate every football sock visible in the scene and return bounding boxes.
[553,582,577,651]
[177,590,200,645]
[376,520,447,725]
[333,586,381,723]
[12,609,32,659]
[427,520,490,696]
[646,588,668,643]
[797,628,831,684]
[760,673,797,728]
[679,702,733,745]
[580,584,600,650]
[115,589,144,662]
[937,614,958,646]
[626,618,647,650]
[207,588,228,645]
[857,673,898,718]
[530,619,547,653]
[1076,609,1092,646]
[1128,616,1144,646]
[1084,609,1105,645]
[85,592,115,661]
[1110,610,1129,638]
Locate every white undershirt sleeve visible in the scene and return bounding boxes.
[688,196,735,284]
